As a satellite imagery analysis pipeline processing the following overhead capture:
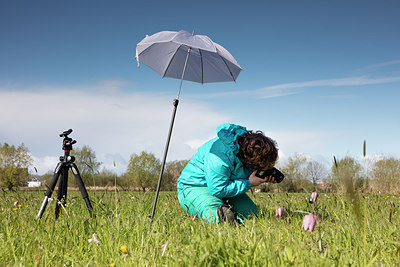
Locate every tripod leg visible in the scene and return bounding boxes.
[71,163,94,217]
[36,162,63,219]
[55,165,69,219]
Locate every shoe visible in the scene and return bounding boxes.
[217,204,242,226]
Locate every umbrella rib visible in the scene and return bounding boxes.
[218,54,236,82]
[136,43,157,65]
[162,45,180,78]
[162,44,184,78]
[199,49,204,84]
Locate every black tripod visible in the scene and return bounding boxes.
[36,129,93,219]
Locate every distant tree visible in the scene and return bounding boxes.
[371,157,400,194]
[279,153,309,192]
[0,143,32,190]
[331,156,361,193]
[126,151,160,191]
[162,160,189,191]
[306,160,328,190]
[71,145,101,186]
[95,168,117,187]
[118,173,132,191]
[41,171,54,186]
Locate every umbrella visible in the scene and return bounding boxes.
[135,30,242,224]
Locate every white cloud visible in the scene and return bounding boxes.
[0,83,229,174]
[193,75,400,100]
[357,60,400,73]
[185,136,215,151]
[31,155,59,174]
[263,130,339,160]
[255,76,400,99]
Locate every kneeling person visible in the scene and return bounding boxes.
[177,123,278,224]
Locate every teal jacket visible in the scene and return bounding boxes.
[177,123,253,198]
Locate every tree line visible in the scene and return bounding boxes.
[1,142,400,194]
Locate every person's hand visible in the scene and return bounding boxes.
[264,175,276,183]
[249,171,276,187]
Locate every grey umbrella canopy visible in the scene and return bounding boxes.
[135,30,242,225]
[136,30,242,85]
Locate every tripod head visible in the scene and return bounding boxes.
[59,129,77,153]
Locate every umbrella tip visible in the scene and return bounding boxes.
[134,56,140,68]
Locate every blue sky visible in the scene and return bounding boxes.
[1,0,399,174]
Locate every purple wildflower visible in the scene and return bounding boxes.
[276,207,283,218]
[301,214,317,232]
[309,192,318,203]
[88,233,100,244]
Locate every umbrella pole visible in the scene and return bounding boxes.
[149,47,191,227]
[149,98,178,227]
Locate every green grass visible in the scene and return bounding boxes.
[1,190,399,266]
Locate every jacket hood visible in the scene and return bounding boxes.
[216,123,247,154]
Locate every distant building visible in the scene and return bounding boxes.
[28,178,43,187]
[317,183,331,188]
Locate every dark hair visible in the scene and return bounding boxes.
[236,130,278,170]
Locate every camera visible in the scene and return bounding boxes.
[255,167,285,183]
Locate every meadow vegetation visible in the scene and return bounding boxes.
[1,142,400,265]
[1,190,399,266]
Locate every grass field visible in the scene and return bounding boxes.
[1,189,399,266]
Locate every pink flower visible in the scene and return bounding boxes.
[116,198,120,204]
[88,233,100,244]
[14,200,19,206]
[301,214,317,232]
[309,192,318,203]
[276,207,283,218]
